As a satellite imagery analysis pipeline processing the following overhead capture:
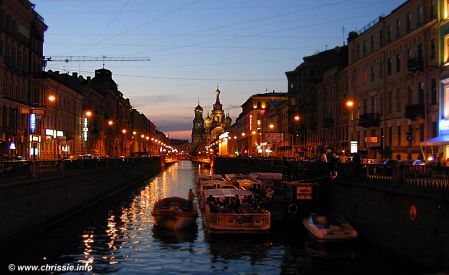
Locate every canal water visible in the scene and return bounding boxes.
[4,161,426,274]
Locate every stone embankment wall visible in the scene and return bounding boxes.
[0,157,162,247]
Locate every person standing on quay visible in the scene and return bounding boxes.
[188,189,195,208]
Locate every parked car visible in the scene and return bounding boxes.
[0,155,26,161]
[382,159,425,166]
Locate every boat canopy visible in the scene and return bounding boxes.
[205,189,252,198]
[420,135,449,146]
[248,172,282,181]
[198,174,224,181]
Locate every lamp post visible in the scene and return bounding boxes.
[241,132,247,156]
[293,114,301,158]
[47,94,57,160]
[122,129,128,157]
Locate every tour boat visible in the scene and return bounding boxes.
[151,197,198,230]
[303,213,358,242]
[202,188,271,234]
[197,173,225,184]
[197,179,237,205]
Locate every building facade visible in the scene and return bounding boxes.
[229,91,288,157]
[0,0,47,157]
[346,0,438,160]
[286,46,348,158]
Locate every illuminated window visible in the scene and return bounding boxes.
[445,35,449,65]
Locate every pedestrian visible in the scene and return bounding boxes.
[188,189,195,208]
[329,153,338,179]
[265,188,274,202]
[320,151,328,163]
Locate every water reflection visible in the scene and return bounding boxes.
[152,225,198,245]
[2,161,428,274]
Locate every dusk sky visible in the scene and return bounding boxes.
[34,0,404,140]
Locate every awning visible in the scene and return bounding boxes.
[420,135,449,146]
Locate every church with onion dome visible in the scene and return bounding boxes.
[192,87,232,151]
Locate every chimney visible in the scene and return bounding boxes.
[72,72,78,78]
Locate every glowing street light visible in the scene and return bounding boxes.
[269,123,275,129]
[346,100,354,108]
[241,132,246,137]
[85,110,93,117]
[48,95,56,102]
[108,120,114,126]
[122,129,127,134]
[294,115,301,122]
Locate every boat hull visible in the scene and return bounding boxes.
[303,215,358,242]
[204,206,270,234]
[152,212,197,230]
[151,197,198,230]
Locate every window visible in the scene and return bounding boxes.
[418,81,425,104]
[406,13,412,31]
[387,25,392,42]
[430,78,437,105]
[417,5,424,26]
[379,62,383,78]
[431,39,435,59]
[387,58,392,75]
[396,19,401,38]
[370,35,375,52]
[432,121,438,137]
[431,0,436,18]
[387,91,392,113]
[370,66,375,82]
[417,44,423,60]
[396,54,401,73]
[396,88,401,112]
[420,123,424,142]
[363,41,366,57]
[380,93,384,114]
[407,48,413,67]
[398,126,402,146]
[357,44,360,59]
[389,127,393,146]
[407,87,413,105]
[379,30,384,47]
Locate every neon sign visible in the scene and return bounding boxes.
[30,114,36,133]
[82,117,89,141]
[249,114,253,131]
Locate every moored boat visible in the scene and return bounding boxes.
[151,197,198,230]
[202,188,270,234]
[303,213,358,242]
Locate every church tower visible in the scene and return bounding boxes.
[191,101,204,148]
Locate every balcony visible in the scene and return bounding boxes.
[405,104,425,120]
[407,57,424,73]
[358,112,380,128]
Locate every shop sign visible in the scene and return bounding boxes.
[297,186,313,200]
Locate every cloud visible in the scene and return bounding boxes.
[165,130,192,141]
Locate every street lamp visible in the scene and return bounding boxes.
[48,95,56,103]
[108,120,114,126]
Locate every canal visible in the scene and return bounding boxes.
[4,161,426,274]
